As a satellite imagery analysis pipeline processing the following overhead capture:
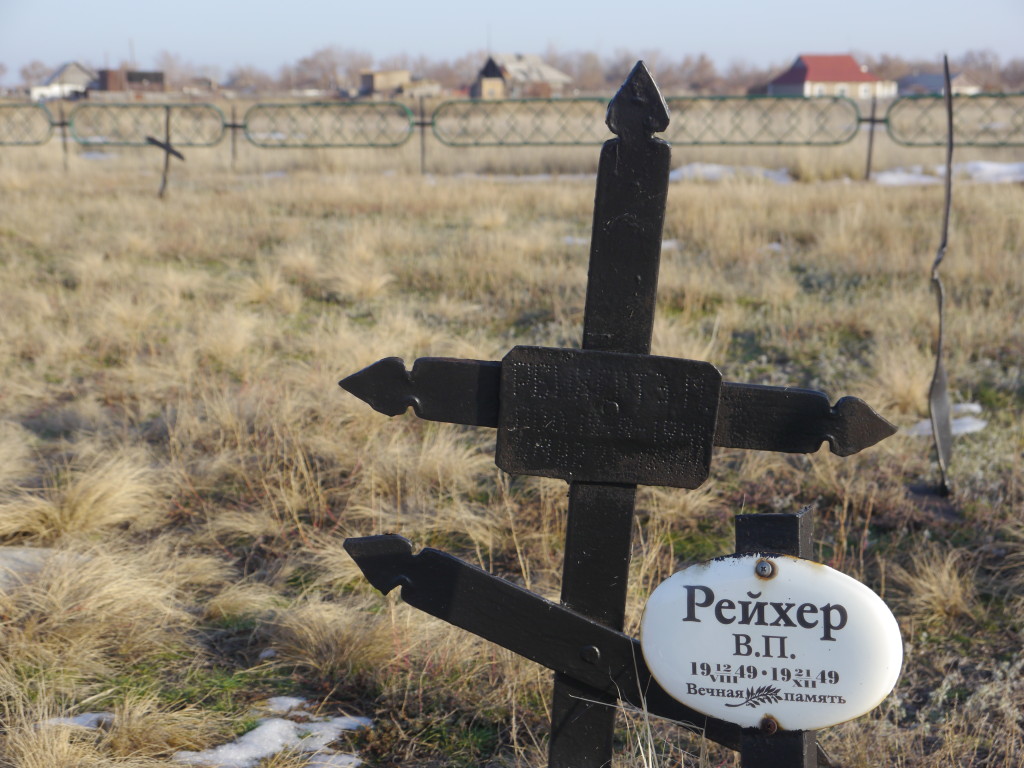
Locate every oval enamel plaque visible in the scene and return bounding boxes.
[640,554,903,731]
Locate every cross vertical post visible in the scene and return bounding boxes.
[145,106,184,199]
[736,509,818,768]
[549,61,671,768]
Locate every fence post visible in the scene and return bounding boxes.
[231,105,238,172]
[159,106,172,198]
[59,102,69,174]
[418,96,428,175]
[864,97,877,181]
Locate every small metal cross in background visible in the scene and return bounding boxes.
[340,62,895,768]
[145,106,184,199]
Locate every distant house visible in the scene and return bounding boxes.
[765,55,897,99]
[97,69,166,93]
[897,72,981,96]
[29,62,97,101]
[359,69,412,97]
[471,54,572,99]
[183,76,218,95]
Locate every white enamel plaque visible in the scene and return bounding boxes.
[640,554,903,731]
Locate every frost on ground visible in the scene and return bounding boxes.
[905,403,988,437]
[669,162,792,184]
[36,699,370,768]
[875,161,1024,186]
[172,697,372,768]
[173,714,370,768]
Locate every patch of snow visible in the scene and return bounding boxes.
[874,166,941,186]
[958,161,1024,183]
[669,162,792,184]
[562,236,588,246]
[257,648,278,660]
[905,404,988,437]
[762,242,785,253]
[875,162,1024,186]
[0,548,89,592]
[41,713,113,729]
[263,696,307,714]
[661,239,680,250]
[173,715,371,768]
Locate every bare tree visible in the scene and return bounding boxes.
[292,46,372,92]
[686,54,719,94]
[378,53,411,72]
[573,52,607,94]
[277,63,297,91]
[20,60,50,87]
[154,50,197,88]
[0,63,7,83]
[719,60,781,95]
[293,48,340,90]
[956,49,1002,90]
[1002,58,1024,91]
[226,65,274,93]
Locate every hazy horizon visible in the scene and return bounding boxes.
[2,0,1021,87]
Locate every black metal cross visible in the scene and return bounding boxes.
[340,62,895,767]
[145,107,184,199]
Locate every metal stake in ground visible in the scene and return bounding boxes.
[928,56,955,496]
[145,106,184,199]
[340,61,895,767]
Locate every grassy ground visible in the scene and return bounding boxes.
[0,141,1022,767]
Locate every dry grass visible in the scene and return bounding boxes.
[0,138,1021,766]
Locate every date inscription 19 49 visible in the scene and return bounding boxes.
[641,554,903,731]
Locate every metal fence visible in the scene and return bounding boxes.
[1,94,1021,152]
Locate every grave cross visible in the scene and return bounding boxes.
[340,62,895,767]
[145,106,184,199]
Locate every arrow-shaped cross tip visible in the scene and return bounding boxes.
[339,357,413,417]
[827,397,898,457]
[606,60,670,138]
[344,534,416,594]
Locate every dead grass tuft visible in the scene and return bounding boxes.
[888,545,979,628]
[104,693,227,757]
[0,448,166,542]
[262,595,392,688]
[0,548,195,688]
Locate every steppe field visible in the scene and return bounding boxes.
[0,137,1022,767]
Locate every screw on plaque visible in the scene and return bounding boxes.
[755,559,776,579]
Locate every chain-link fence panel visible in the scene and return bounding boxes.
[0,104,54,145]
[68,104,225,146]
[432,98,610,146]
[243,102,414,147]
[886,94,1024,147]
[663,96,860,145]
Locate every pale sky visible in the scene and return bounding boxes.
[1,0,1021,85]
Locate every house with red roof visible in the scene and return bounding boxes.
[766,55,897,99]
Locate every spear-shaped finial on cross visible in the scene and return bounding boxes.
[606,60,670,139]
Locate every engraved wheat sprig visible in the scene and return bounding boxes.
[725,685,782,708]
